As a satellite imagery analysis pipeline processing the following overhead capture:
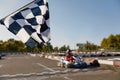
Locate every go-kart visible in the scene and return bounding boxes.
[57,55,87,68]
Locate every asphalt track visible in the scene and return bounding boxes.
[0,54,120,80]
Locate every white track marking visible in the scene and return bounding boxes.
[36,63,55,72]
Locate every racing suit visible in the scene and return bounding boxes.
[65,53,74,62]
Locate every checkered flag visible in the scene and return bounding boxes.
[0,0,50,48]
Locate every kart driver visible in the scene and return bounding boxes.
[65,49,74,63]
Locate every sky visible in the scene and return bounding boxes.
[0,0,120,49]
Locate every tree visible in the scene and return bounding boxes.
[116,34,120,49]
[83,41,99,51]
[54,47,59,52]
[101,34,120,50]
[33,47,39,52]
[14,41,26,51]
[0,40,3,51]
[59,45,69,52]
[2,41,10,51]
[101,38,108,49]
[42,43,53,53]
[108,34,117,49]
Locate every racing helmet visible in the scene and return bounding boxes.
[66,49,72,54]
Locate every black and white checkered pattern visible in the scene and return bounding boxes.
[0,0,50,48]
